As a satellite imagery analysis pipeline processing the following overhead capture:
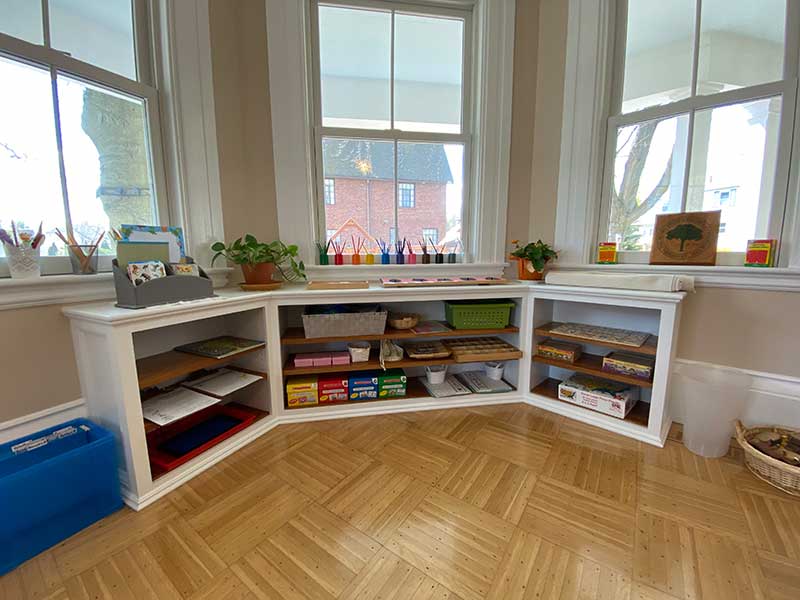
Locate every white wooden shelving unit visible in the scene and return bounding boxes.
[63,282,684,509]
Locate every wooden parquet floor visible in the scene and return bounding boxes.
[3,404,800,600]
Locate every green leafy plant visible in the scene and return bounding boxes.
[509,239,558,272]
[666,223,703,252]
[211,234,306,281]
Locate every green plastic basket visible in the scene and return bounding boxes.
[444,300,515,329]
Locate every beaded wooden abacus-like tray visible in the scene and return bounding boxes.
[443,337,523,362]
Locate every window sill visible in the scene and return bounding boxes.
[553,263,800,292]
[0,268,233,311]
[304,262,508,282]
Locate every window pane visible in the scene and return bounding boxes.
[57,74,156,249]
[622,0,694,113]
[394,13,463,133]
[49,0,137,79]
[321,138,395,251]
[608,114,690,250]
[0,0,43,44]
[686,96,782,251]
[397,142,462,248]
[318,5,391,129]
[0,56,66,258]
[698,0,785,95]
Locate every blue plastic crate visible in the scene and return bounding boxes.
[0,418,123,575]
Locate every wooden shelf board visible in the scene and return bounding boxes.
[136,344,265,389]
[533,353,653,388]
[285,377,516,410]
[534,322,658,356]
[531,377,649,427]
[280,323,520,345]
[283,351,522,376]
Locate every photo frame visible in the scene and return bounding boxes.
[649,210,721,266]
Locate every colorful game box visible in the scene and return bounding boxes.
[602,352,655,380]
[348,372,379,400]
[286,375,318,407]
[557,374,639,419]
[745,239,777,267]
[536,338,582,363]
[597,242,618,264]
[378,369,407,398]
[318,375,349,404]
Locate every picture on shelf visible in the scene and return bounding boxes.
[649,210,721,266]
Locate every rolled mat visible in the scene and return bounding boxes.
[544,271,695,292]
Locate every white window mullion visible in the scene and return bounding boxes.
[48,68,73,239]
[689,0,701,98]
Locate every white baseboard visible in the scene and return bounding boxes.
[0,399,87,444]
[671,359,800,430]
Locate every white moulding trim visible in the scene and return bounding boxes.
[552,263,800,292]
[0,267,233,311]
[304,262,508,281]
[0,398,87,444]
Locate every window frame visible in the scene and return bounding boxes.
[308,0,472,260]
[422,227,438,245]
[0,0,171,276]
[323,177,335,205]
[398,181,416,208]
[598,0,800,266]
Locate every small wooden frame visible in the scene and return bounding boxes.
[649,210,721,266]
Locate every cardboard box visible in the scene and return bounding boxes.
[318,375,349,404]
[602,352,655,380]
[330,351,350,365]
[536,338,582,363]
[286,375,318,407]
[378,369,407,398]
[557,374,639,419]
[348,372,379,401]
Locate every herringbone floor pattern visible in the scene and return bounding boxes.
[3,404,799,599]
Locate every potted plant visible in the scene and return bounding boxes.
[509,239,558,280]
[211,235,306,284]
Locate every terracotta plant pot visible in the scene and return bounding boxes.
[513,257,544,281]
[240,262,276,284]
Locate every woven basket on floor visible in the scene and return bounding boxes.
[735,420,800,496]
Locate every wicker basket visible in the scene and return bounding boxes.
[302,306,387,338]
[444,300,515,329]
[735,420,800,496]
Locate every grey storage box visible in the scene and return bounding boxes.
[112,258,214,309]
[302,305,387,338]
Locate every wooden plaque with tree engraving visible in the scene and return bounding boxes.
[649,210,721,266]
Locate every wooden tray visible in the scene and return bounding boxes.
[443,337,522,363]
[404,340,451,359]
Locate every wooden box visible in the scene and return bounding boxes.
[536,338,582,363]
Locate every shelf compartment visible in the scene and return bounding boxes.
[534,322,657,356]
[284,377,517,410]
[147,403,268,479]
[280,323,520,345]
[532,353,653,388]
[531,377,649,427]
[136,345,265,389]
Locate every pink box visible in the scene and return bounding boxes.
[331,351,350,365]
[293,353,316,367]
[312,352,332,366]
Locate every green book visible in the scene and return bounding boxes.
[174,336,265,359]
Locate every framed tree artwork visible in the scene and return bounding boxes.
[649,210,721,266]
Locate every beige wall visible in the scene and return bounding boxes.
[1,1,798,425]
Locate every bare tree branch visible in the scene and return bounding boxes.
[629,154,673,223]
[1,141,25,160]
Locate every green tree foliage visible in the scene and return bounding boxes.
[666,223,703,252]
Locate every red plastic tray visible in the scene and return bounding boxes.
[147,404,257,473]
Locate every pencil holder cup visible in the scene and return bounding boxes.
[351,254,361,265]
[68,245,99,275]
[434,253,444,264]
[5,245,41,279]
[365,253,375,265]
[319,253,329,266]
[334,254,344,266]
[381,253,390,264]
[407,252,417,264]
[447,252,456,264]
[426,365,447,385]
[395,252,405,265]
[421,253,431,264]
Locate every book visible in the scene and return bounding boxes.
[597,242,618,264]
[182,368,263,398]
[142,388,220,426]
[174,336,265,359]
[744,239,777,267]
[456,371,512,394]
[411,321,452,334]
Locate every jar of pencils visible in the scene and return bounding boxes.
[68,245,99,275]
[5,244,41,279]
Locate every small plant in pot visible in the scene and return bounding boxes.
[211,235,306,284]
[509,239,557,280]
